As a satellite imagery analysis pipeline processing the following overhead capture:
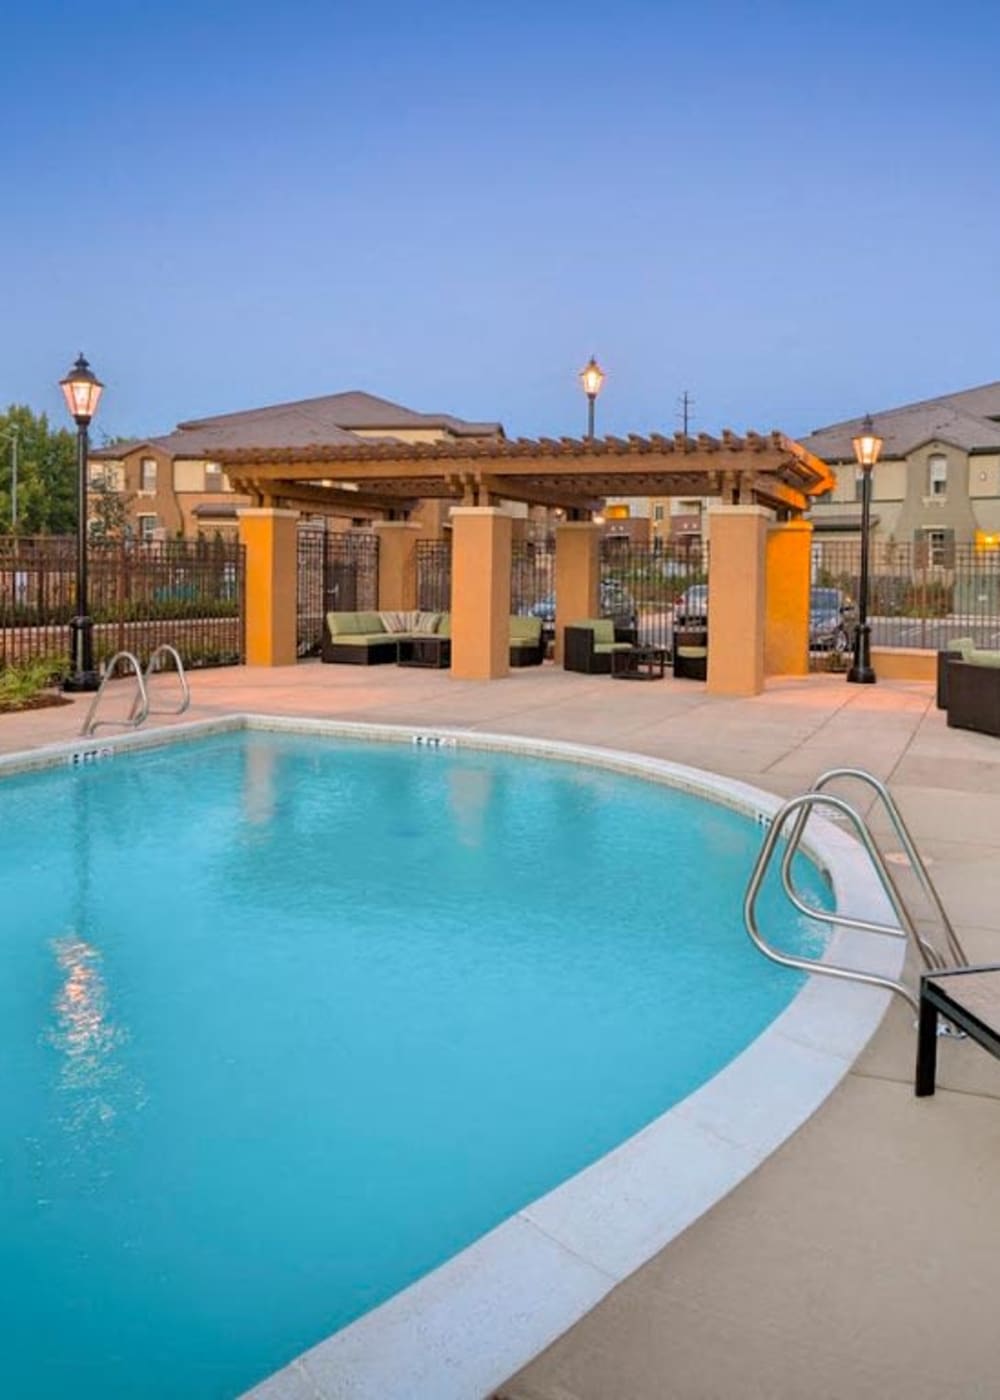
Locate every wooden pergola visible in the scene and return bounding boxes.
[224,428,834,694]
[215,430,834,519]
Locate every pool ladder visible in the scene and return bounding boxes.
[80,644,191,737]
[744,768,967,1012]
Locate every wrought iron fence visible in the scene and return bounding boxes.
[0,535,244,671]
[511,541,555,618]
[416,540,452,612]
[600,537,708,650]
[297,528,380,656]
[810,540,1000,658]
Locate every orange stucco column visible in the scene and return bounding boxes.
[237,507,299,667]
[765,518,813,677]
[374,520,422,611]
[706,504,772,696]
[554,521,601,664]
[450,507,512,680]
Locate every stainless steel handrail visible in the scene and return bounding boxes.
[781,767,967,969]
[80,651,149,736]
[744,791,923,1010]
[134,644,190,720]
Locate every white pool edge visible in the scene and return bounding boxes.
[0,716,903,1400]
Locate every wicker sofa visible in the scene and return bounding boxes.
[321,610,435,664]
[563,619,638,674]
[321,610,545,666]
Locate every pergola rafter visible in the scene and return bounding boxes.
[216,429,833,519]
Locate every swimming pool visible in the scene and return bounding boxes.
[1,725,834,1399]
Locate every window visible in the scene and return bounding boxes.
[653,504,665,522]
[926,529,948,566]
[928,454,948,497]
[854,467,865,502]
[138,514,158,541]
[140,457,157,493]
[204,462,223,491]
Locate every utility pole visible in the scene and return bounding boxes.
[678,391,694,437]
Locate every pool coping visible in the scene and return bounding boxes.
[0,715,904,1400]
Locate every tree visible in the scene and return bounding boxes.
[0,405,77,534]
[88,472,134,539]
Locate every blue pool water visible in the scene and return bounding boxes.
[0,731,827,1398]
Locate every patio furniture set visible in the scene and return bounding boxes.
[936,639,1000,738]
[322,611,545,669]
[562,619,708,681]
[322,611,709,680]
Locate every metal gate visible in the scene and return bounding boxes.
[297,529,379,657]
[600,538,707,651]
[415,540,452,612]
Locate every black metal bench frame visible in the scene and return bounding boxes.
[916,964,1000,1096]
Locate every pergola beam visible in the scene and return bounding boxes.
[217,430,834,517]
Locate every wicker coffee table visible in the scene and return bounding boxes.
[611,646,667,681]
[396,635,451,669]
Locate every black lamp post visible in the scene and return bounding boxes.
[60,353,104,692]
[846,412,882,685]
[579,355,605,440]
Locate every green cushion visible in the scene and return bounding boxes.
[331,633,405,647]
[436,613,451,637]
[327,611,387,636]
[968,648,1000,668]
[594,641,634,654]
[509,638,538,649]
[569,618,615,645]
[327,611,364,636]
[509,615,542,642]
[677,646,708,659]
[947,637,976,658]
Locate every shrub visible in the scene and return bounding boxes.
[0,655,69,711]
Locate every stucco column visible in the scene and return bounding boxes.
[237,507,299,667]
[706,504,772,696]
[765,518,813,677]
[554,521,601,664]
[374,520,422,611]
[450,507,512,680]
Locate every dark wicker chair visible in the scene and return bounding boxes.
[946,661,1000,737]
[673,629,708,681]
[936,641,974,709]
[563,622,637,674]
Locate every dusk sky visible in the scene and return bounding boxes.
[5,0,999,444]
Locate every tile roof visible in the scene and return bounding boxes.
[803,381,1000,461]
[90,391,503,461]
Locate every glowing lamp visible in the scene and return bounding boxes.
[60,353,104,425]
[852,413,882,468]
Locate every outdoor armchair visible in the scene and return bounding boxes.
[563,618,637,674]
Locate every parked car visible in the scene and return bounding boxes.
[674,584,708,627]
[529,581,638,631]
[672,583,853,648]
[810,587,854,649]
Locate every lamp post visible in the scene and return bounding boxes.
[59,353,104,692]
[846,412,882,685]
[579,356,605,440]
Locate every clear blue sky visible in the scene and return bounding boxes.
[5,0,999,443]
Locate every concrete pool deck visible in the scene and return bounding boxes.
[6,662,1000,1399]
